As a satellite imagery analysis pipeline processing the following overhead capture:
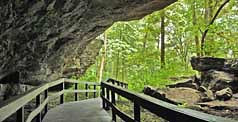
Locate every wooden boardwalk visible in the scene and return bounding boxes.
[1,78,236,122]
[43,98,112,122]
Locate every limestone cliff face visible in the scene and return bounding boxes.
[0,0,176,85]
[63,39,103,78]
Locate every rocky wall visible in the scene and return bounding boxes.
[0,0,176,85]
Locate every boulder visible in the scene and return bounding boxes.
[215,88,233,101]
[224,59,238,74]
[191,57,238,74]
[198,86,207,92]
[198,86,215,102]
[201,70,238,93]
[143,86,201,105]
[143,86,171,103]
[191,57,226,71]
[201,89,215,102]
[166,77,199,90]
[165,88,202,105]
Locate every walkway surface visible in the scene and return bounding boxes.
[43,98,112,122]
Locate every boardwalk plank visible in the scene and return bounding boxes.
[43,98,111,122]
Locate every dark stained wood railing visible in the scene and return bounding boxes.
[1,78,236,122]
[101,78,237,122]
[0,78,100,122]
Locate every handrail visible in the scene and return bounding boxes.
[64,79,100,85]
[0,78,100,122]
[101,79,237,122]
[26,97,49,122]
[106,78,128,88]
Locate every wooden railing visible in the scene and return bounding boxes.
[101,79,237,122]
[0,78,100,122]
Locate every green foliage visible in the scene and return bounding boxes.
[77,66,98,82]
[78,0,238,91]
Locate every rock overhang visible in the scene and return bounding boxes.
[0,0,177,85]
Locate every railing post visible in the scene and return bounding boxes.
[112,80,115,85]
[85,83,89,98]
[117,81,120,86]
[101,84,106,109]
[134,102,140,122]
[111,90,116,122]
[36,95,42,122]
[75,83,78,101]
[105,88,110,110]
[93,85,96,98]
[44,89,48,116]
[16,107,24,122]
[60,82,64,104]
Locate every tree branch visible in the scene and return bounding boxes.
[200,0,230,55]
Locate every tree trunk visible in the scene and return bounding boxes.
[99,33,107,82]
[204,0,214,56]
[143,30,148,51]
[192,0,200,56]
[116,51,120,80]
[204,0,210,24]
[160,11,166,68]
[121,57,125,81]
